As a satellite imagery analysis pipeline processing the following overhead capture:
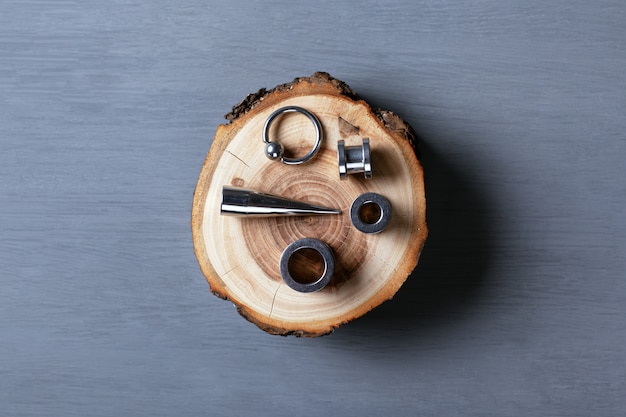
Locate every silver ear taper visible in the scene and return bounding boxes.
[220,186,341,217]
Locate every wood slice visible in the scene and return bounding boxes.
[192,72,427,336]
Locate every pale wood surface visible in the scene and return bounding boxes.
[2,1,626,416]
[192,76,426,335]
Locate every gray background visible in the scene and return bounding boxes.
[1,1,625,416]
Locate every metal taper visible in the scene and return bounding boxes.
[220,186,341,217]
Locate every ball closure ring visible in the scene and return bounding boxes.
[263,106,323,165]
[280,238,335,293]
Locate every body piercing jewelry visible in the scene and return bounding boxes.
[221,186,341,217]
[280,238,335,293]
[263,106,323,165]
[350,192,392,234]
[337,138,372,179]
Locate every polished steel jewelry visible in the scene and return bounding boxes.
[350,192,392,234]
[280,238,335,293]
[263,106,323,165]
[337,138,372,179]
[221,186,341,217]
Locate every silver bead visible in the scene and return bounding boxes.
[262,106,322,165]
[265,141,283,160]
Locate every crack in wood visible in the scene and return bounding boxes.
[226,150,250,168]
[338,116,360,138]
[268,283,281,318]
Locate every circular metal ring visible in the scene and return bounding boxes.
[280,238,334,293]
[350,192,392,234]
[262,106,323,165]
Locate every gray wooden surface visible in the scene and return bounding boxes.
[1,1,625,416]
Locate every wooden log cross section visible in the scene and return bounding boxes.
[192,72,427,336]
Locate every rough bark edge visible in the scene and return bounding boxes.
[226,72,421,159]
[193,72,427,337]
[225,72,360,123]
[373,109,421,159]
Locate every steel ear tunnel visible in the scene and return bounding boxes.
[263,106,323,165]
[350,192,392,234]
[280,238,335,293]
[337,138,372,179]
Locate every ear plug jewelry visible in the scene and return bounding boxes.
[350,192,391,234]
[337,138,372,179]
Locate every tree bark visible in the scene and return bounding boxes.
[192,72,427,336]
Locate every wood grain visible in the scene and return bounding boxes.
[192,73,427,335]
